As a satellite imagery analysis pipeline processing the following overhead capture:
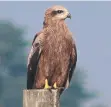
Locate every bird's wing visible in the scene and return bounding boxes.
[65,42,77,89]
[27,32,43,89]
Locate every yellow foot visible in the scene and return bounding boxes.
[53,82,58,89]
[44,79,51,89]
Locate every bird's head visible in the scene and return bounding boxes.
[44,5,71,21]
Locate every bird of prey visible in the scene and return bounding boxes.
[27,5,77,95]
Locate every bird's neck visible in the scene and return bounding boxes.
[43,19,59,27]
[43,19,72,40]
[43,19,69,32]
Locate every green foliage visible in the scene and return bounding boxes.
[0,20,28,76]
[1,75,26,107]
[0,20,28,107]
[0,75,3,99]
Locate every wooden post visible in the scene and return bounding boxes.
[23,89,60,107]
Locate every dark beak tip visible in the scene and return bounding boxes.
[67,13,71,19]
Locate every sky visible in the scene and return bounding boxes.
[0,1,111,107]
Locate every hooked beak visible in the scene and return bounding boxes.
[67,13,71,19]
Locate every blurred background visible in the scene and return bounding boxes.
[0,1,111,107]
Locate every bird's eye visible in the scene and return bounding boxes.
[57,10,64,14]
[51,10,64,16]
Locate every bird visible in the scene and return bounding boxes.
[27,5,77,95]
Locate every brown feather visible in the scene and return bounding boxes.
[27,5,77,95]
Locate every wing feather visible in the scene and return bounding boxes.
[27,32,43,89]
[69,43,77,82]
[65,42,77,88]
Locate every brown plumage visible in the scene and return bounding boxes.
[27,5,77,95]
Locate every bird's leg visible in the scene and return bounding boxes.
[53,82,58,89]
[44,79,51,89]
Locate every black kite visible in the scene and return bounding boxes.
[27,5,77,95]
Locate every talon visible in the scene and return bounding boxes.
[53,82,57,89]
[44,79,51,89]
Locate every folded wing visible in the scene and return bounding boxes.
[65,42,77,89]
[27,32,42,89]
